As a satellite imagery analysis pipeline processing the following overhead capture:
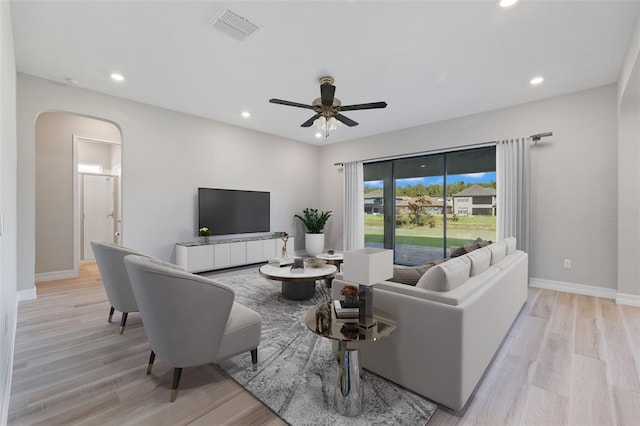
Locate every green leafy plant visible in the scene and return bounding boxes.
[198,227,212,236]
[294,208,332,234]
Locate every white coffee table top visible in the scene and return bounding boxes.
[316,253,344,261]
[259,263,337,281]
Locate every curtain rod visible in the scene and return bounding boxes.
[333,131,553,166]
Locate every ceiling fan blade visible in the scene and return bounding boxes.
[339,101,388,111]
[269,98,315,110]
[320,84,336,106]
[301,113,321,127]
[334,113,359,127]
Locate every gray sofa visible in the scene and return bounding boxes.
[332,237,528,410]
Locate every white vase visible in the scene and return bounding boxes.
[305,233,325,256]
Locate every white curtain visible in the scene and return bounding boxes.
[496,138,531,253]
[343,161,365,251]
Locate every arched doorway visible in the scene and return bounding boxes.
[35,112,122,281]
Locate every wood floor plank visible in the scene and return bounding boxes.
[574,294,605,360]
[8,263,640,426]
[568,354,615,426]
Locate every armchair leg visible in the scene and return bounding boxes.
[108,306,115,323]
[119,312,128,334]
[146,351,155,375]
[251,348,258,371]
[170,368,182,403]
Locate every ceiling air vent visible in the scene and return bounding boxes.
[211,9,260,42]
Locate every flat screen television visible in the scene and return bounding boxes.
[198,188,270,236]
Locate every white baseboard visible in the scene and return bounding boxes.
[529,277,617,300]
[17,288,37,301]
[615,293,640,307]
[35,269,76,283]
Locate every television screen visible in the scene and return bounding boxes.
[198,188,270,236]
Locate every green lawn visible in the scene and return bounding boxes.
[364,213,496,247]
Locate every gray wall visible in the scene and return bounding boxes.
[17,73,320,292]
[319,84,619,292]
[0,1,18,421]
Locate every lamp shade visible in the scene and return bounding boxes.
[342,248,393,286]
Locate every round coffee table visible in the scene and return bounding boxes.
[259,263,337,300]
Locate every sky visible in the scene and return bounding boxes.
[364,171,497,189]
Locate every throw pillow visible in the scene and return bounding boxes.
[417,256,471,292]
[391,264,431,286]
[390,258,447,285]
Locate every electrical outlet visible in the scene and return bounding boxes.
[563,259,572,269]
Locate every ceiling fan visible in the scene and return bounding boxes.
[269,76,387,136]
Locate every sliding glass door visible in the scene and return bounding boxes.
[363,146,496,265]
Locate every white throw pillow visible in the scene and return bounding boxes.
[503,237,517,254]
[417,256,471,292]
[487,241,507,265]
[466,247,491,276]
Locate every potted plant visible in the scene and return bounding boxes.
[198,226,212,244]
[294,208,332,256]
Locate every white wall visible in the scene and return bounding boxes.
[320,85,619,292]
[17,73,320,292]
[0,1,18,423]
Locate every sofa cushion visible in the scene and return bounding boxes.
[487,241,507,265]
[418,256,471,292]
[504,237,517,254]
[465,247,492,276]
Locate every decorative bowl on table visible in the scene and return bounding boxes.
[304,258,327,268]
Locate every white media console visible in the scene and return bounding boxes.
[176,234,294,273]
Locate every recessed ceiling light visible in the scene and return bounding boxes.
[315,132,322,139]
[241,111,251,118]
[530,76,544,85]
[499,0,519,7]
[110,73,124,82]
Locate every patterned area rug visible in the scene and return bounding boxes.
[212,271,437,425]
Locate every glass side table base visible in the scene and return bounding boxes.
[334,343,362,416]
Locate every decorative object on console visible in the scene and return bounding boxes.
[292,257,304,270]
[198,226,212,244]
[295,208,332,256]
[281,233,289,258]
[343,248,393,328]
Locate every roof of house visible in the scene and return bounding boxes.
[364,189,383,199]
[453,185,497,197]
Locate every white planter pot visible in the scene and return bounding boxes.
[305,233,325,256]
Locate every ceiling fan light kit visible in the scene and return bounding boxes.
[269,76,387,138]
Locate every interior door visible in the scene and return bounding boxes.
[82,174,115,260]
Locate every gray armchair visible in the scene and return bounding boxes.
[123,254,262,402]
[90,240,142,334]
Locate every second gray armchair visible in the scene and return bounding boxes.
[123,254,262,402]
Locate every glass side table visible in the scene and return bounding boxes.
[303,302,396,416]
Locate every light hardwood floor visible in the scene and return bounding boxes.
[8,263,640,425]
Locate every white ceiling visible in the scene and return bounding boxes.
[10,0,640,145]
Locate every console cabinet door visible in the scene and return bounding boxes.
[262,239,276,260]
[214,244,231,268]
[177,244,214,273]
[230,242,246,266]
[246,240,263,263]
